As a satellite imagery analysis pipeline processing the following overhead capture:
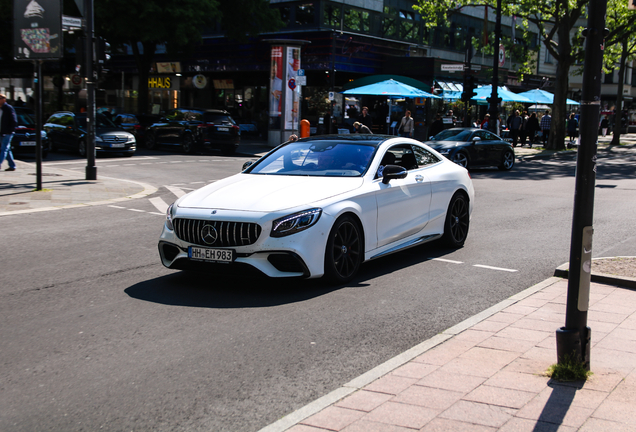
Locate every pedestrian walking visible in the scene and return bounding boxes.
[429,114,444,137]
[519,110,529,146]
[0,93,18,172]
[357,106,373,131]
[567,113,579,144]
[526,112,540,147]
[397,110,414,137]
[509,110,523,147]
[600,115,609,136]
[540,110,552,145]
[481,113,490,129]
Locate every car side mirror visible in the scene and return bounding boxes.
[471,137,481,143]
[381,164,407,184]
[242,161,254,171]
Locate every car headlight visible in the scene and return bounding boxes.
[165,203,176,230]
[271,208,322,238]
[438,148,451,155]
[41,130,47,139]
[126,135,136,143]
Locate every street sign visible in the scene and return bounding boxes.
[441,64,465,72]
[295,75,307,85]
[288,78,296,90]
[62,15,83,30]
[328,91,335,100]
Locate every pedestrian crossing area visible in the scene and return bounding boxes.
[107,181,218,216]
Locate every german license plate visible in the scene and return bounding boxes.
[110,143,125,148]
[20,141,36,146]
[188,246,234,263]
[217,127,229,132]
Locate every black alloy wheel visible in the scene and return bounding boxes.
[181,134,195,154]
[451,151,469,168]
[145,133,157,150]
[498,149,515,170]
[324,215,363,283]
[442,192,470,247]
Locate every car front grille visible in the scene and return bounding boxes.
[173,218,262,247]
[101,135,130,143]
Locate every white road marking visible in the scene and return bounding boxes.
[108,205,126,209]
[128,208,146,212]
[473,264,518,273]
[165,185,186,198]
[149,197,169,213]
[429,258,464,264]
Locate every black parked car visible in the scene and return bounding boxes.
[11,107,50,158]
[44,111,136,157]
[423,128,515,171]
[145,108,240,155]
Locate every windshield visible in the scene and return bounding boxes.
[248,141,376,177]
[76,114,117,129]
[16,112,35,127]
[432,129,473,141]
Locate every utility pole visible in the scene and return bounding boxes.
[556,0,607,370]
[84,0,97,180]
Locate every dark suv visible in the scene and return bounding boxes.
[44,112,136,157]
[145,108,240,155]
[12,107,50,158]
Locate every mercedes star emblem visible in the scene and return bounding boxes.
[201,224,218,245]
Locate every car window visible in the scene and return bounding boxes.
[16,112,34,127]
[376,144,419,177]
[75,114,117,129]
[434,129,472,141]
[248,141,375,177]
[413,145,440,166]
[203,113,236,125]
[59,114,74,127]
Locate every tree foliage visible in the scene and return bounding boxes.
[414,0,589,150]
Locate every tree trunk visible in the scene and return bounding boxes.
[547,24,574,151]
[611,41,628,146]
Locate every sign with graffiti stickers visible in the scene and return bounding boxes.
[14,0,62,60]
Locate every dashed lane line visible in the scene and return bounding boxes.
[429,258,464,264]
[473,264,518,272]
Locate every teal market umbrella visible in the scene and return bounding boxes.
[517,88,580,105]
[342,79,440,98]
[471,85,532,103]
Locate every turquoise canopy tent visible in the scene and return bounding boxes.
[471,85,532,104]
[516,89,580,105]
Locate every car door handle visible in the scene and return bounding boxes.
[415,175,424,182]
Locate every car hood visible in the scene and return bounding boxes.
[178,174,364,212]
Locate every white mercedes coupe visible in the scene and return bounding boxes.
[159,135,474,283]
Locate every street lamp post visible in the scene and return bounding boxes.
[487,0,502,134]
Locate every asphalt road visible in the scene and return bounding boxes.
[1,147,635,431]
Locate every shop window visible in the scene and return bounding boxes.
[296,3,315,26]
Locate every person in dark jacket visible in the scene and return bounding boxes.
[429,115,444,137]
[0,93,18,171]
[357,106,373,131]
[525,112,540,147]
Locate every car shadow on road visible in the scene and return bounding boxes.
[124,241,460,309]
[124,271,343,309]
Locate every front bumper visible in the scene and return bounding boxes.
[158,207,334,278]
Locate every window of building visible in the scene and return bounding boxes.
[604,70,614,84]
[344,8,369,32]
[296,3,315,26]
[323,3,341,28]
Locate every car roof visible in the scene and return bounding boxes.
[298,134,406,148]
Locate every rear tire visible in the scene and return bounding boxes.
[181,134,195,154]
[145,133,157,150]
[442,192,470,248]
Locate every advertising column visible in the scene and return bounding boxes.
[267,40,308,146]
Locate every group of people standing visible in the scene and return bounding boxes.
[479,110,555,148]
[352,106,415,138]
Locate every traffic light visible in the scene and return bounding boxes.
[96,37,111,75]
[461,75,477,103]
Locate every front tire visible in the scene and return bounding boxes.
[181,134,195,154]
[145,133,157,150]
[451,151,469,168]
[324,215,363,283]
[442,192,470,247]
[498,149,515,170]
